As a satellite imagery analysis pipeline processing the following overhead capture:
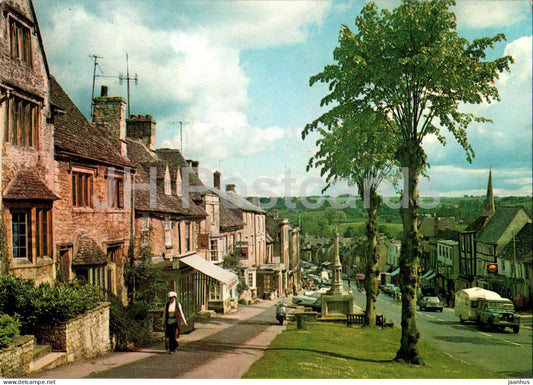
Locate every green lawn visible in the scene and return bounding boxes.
[243,321,499,379]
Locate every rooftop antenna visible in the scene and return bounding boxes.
[119,52,138,117]
[166,121,190,152]
[89,54,103,119]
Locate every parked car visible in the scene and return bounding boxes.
[419,296,443,312]
[292,291,322,311]
[382,284,399,295]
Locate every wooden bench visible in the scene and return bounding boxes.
[346,313,366,327]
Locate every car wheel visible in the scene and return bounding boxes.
[459,317,465,324]
[513,326,519,334]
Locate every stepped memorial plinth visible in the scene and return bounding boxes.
[321,229,356,319]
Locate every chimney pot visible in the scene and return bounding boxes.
[146,115,152,120]
[226,184,236,193]
[214,171,221,189]
[100,85,108,97]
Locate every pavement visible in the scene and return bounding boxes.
[36,298,286,379]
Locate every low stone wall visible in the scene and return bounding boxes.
[36,302,110,362]
[0,335,34,377]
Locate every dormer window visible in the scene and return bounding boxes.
[164,179,171,195]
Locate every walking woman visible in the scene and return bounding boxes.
[164,291,188,354]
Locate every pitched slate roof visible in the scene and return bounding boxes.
[50,76,131,168]
[135,182,206,218]
[127,142,206,218]
[466,215,490,232]
[211,188,266,214]
[476,206,528,244]
[418,216,456,238]
[498,223,532,263]
[219,205,245,231]
[3,169,59,201]
[156,148,204,187]
[73,233,107,266]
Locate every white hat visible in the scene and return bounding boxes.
[168,291,177,298]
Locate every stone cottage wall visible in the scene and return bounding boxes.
[0,335,34,377]
[35,302,110,362]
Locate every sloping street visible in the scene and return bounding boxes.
[37,300,284,379]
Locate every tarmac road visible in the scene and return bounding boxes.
[37,299,286,379]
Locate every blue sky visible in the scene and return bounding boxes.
[33,0,532,198]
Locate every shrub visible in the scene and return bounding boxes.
[109,295,152,351]
[0,274,104,333]
[0,313,20,349]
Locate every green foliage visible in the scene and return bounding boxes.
[29,283,103,327]
[108,294,153,351]
[0,274,103,332]
[223,251,241,270]
[0,221,9,275]
[303,0,513,168]
[126,240,167,305]
[0,313,20,349]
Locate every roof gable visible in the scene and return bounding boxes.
[477,206,531,247]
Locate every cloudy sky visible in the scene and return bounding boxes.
[33,0,532,198]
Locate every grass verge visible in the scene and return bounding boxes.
[243,321,499,379]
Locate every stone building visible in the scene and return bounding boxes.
[210,181,267,298]
[51,78,133,301]
[0,0,60,284]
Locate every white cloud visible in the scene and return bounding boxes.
[37,1,332,167]
[454,1,530,29]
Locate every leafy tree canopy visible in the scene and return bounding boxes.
[302,0,513,166]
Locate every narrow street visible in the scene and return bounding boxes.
[38,300,283,379]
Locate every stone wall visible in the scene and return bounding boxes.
[35,302,110,362]
[0,335,34,378]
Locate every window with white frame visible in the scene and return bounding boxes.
[210,239,218,262]
[164,217,172,247]
[209,283,221,300]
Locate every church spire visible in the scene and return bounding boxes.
[482,169,495,217]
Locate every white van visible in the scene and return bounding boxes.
[454,287,501,323]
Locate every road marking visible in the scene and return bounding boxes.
[502,339,521,347]
[478,331,492,337]
[425,314,434,319]
[437,318,444,322]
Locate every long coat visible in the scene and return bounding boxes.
[163,300,187,330]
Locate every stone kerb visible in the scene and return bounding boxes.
[35,302,110,362]
[0,335,34,377]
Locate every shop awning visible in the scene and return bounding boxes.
[422,270,437,280]
[177,254,238,288]
[390,268,400,276]
[421,269,434,279]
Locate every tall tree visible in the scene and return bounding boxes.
[304,110,397,326]
[302,0,512,364]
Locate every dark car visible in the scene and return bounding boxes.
[419,296,443,312]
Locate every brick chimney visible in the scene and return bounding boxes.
[126,114,157,151]
[191,161,199,175]
[92,86,126,141]
[226,184,236,193]
[213,171,221,189]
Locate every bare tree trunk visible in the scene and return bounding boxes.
[395,147,424,365]
[364,187,382,326]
